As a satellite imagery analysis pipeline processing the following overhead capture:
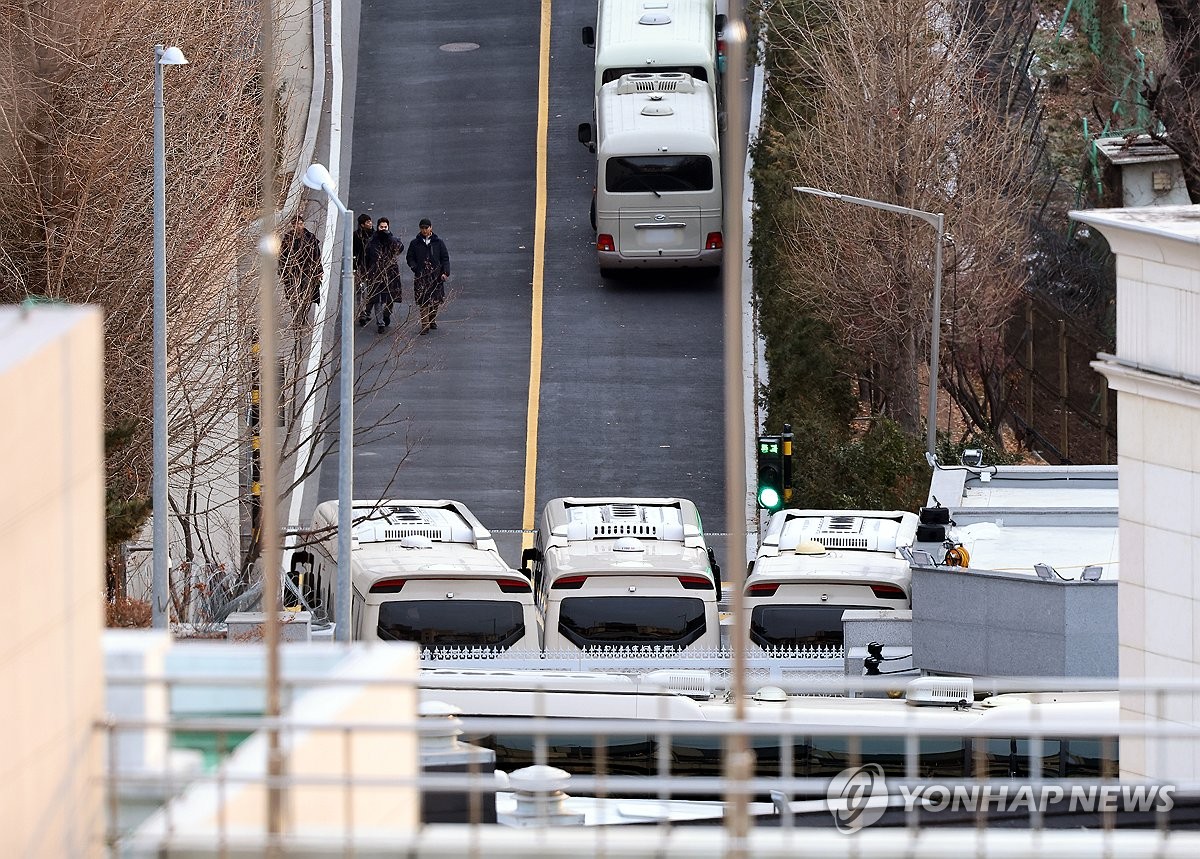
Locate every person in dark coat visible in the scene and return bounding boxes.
[352,214,374,323]
[352,213,374,279]
[278,214,324,317]
[405,217,450,334]
[361,216,405,333]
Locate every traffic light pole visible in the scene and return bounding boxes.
[781,424,793,506]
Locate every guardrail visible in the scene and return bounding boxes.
[101,659,1200,856]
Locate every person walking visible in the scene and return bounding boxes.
[352,214,374,325]
[405,217,450,335]
[362,217,405,333]
[278,213,323,319]
[352,214,374,279]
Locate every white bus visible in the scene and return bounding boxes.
[578,72,723,270]
[291,500,540,652]
[520,497,722,653]
[743,510,920,651]
[420,671,1119,786]
[583,0,724,97]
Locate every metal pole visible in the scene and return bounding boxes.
[722,6,751,854]
[926,212,944,461]
[151,45,169,629]
[337,208,354,641]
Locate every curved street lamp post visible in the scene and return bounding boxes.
[792,186,944,462]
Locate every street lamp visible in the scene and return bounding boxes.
[152,44,189,629]
[792,186,944,462]
[302,163,354,642]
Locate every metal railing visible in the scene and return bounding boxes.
[101,662,1200,856]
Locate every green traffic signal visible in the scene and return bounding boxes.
[756,476,782,511]
[756,435,785,511]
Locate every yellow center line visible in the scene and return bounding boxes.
[521,0,552,549]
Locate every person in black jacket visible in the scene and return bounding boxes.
[278,214,323,320]
[352,214,374,323]
[361,217,404,333]
[405,217,450,334]
[352,214,374,278]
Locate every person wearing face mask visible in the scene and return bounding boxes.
[405,217,450,335]
[360,217,405,332]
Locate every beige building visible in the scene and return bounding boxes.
[1077,205,1200,781]
[0,306,106,856]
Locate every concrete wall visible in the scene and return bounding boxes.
[128,644,420,846]
[0,306,106,856]
[911,567,1117,678]
[1079,205,1200,782]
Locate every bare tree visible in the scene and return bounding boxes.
[1150,0,1200,200]
[0,0,436,622]
[763,0,1043,443]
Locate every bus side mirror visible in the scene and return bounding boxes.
[746,559,755,575]
[577,122,595,153]
[581,25,595,48]
[707,547,722,590]
[715,14,727,32]
[520,546,540,575]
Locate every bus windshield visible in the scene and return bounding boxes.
[605,155,714,193]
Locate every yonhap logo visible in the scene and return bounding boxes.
[826,764,890,832]
[825,767,1176,832]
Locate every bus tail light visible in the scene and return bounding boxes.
[597,234,616,252]
[677,575,714,590]
[369,578,407,594]
[705,232,723,250]
[746,582,778,597]
[552,575,588,589]
[497,578,532,593]
[870,584,907,600]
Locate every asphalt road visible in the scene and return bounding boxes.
[321,1,728,566]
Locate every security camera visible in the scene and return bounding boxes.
[961,448,983,467]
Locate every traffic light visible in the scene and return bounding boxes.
[756,434,785,511]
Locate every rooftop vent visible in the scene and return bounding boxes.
[906,677,974,707]
[560,500,693,542]
[777,512,908,553]
[353,505,476,545]
[616,72,696,95]
[641,670,715,699]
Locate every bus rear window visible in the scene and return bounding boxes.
[750,604,881,649]
[377,600,525,650]
[605,155,713,193]
[558,596,707,649]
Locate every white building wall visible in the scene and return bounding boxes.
[1076,205,1200,781]
[0,306,106,855]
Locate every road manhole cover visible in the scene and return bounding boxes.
[440,42,480,53]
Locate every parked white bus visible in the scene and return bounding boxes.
[578,72,723,270]
[521,497,722,653]
[291,500,540,652]
[420,671,1119,785]
[743,510,920,651]
[583,0,723,96]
